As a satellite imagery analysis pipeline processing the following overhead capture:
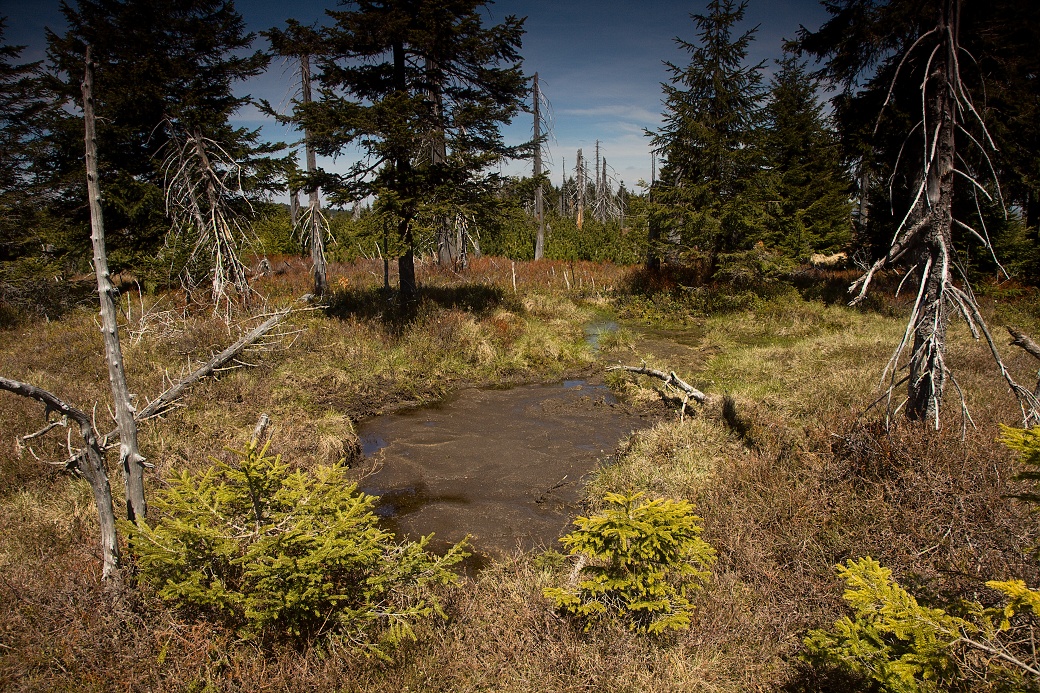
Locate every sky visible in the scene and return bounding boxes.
[1,0,832,200]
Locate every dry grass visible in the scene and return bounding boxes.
[2,259,1040,691]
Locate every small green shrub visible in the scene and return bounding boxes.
[804,426,1040,691]
[543,491,716,634]
[803,557,972,692]
[125,440,467,653]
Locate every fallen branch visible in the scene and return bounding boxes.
[1008,326,1040,362]
[134,304,297,424]
[0,376,121,582]
[607,364,707,404]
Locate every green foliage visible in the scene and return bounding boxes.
[804,557,972,692]
[806,429,1040,691]
[1003,424,1040,550]
[125,440,467,652]
[42,0,279,276]
[760,52,852,259]
[543,491,716,634]
[647,0,766,270]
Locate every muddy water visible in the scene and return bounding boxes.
[358,380,650,558]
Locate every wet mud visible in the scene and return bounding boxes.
[358,379,651,558]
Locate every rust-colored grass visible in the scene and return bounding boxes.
[2,258,1039,691]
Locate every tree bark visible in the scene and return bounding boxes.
[83,46,147,523]
[533,73,545,260]
[906,6,957,423]
[300,53,327,297]
[393,39,418,301]
[0,376,121,582]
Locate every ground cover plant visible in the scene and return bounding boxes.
[1,258,1040,691]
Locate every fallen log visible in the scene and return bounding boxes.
[607,364,708,413]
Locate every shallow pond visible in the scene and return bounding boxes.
[358,379,650,559]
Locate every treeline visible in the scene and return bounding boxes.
[1,0,1038,315]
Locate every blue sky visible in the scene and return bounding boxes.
[2,0,831,199]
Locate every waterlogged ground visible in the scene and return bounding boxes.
[358,379,652,558]
[355,315,709,561]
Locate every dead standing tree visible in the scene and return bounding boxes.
[848,0,1038,427]
[1,50,308,581]
[84,47,148,523]
[532,72,548,260]
[263,21,332,297]
[298,51,329,296]
[574,148,587,230]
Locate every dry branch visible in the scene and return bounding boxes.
[133,305,296,424]
[1008,326,1040,362]
[607,364,707,404]
[0,376,121,582]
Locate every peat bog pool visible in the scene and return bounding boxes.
[356,316,705,566]
[358,379,651,561]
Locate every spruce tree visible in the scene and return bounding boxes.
[647,0,765,275]
[43,0,275,283]
[0,18,49,266]
[760,52,851,260]
[295,0,529,301]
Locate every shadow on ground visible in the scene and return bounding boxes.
[325,283,508,325]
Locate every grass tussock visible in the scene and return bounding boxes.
[3,258,1040,691]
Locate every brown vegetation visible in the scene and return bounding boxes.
[2,259,1039,691]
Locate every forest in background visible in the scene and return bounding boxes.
[1,0,1035,314]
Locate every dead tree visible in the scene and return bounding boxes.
[848,0,1035,428]
[162,126,254,318]
[0,377,121,581]
[574,148,586,230]
[265,23,332,296]
[533,72,545,260]
[84,47,148,523]
[299,52,329,296]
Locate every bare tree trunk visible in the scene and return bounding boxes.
[300,54,328,297]
[560,156,566,216]
[0,377,122,582]
[398,218,417,300]
[906,7,957,423]
[83,46,147,523]
[575,149,585,230]
[431,85,460,268]
[290,188,300,227]
[391,40,418,301]
[533,73,545,260]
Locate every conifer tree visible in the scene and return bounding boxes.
[297,0,529,301]
[43,0,275,285]
[648,0,765,275]
[761,52,851,260]
[0,19,51,272]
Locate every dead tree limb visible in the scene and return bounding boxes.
[0,376,121,582]
[607,364,707,404]
[1008,326,1040,362]
[1008,325,1040,406]
[133,305,296,424]
[83,46,147,523]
